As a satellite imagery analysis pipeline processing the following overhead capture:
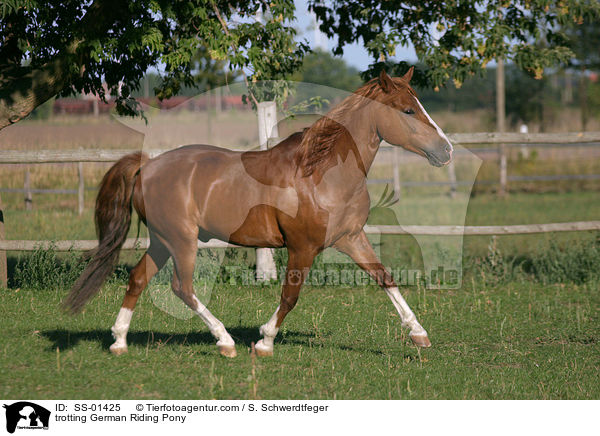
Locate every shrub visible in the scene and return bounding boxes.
[530,236,600,285]
[470,235,600,286]
[14,245,85,290]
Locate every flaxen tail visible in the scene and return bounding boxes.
[63,152,148,313]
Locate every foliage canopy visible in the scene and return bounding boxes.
[1,1,599,129]
[309,1,600,88]
[0,0,307,127]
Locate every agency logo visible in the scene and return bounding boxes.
[3,402,50,433]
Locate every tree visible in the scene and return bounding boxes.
[189,46,240,91]
[291,49,362,92]
[288,49,363,105]
[566,16,600,129]
[4,1,599,133]
[0,0,308,131]
[412,61,495,112]
[309,1,600,87]
[130,46,238,99]
[505,65,550,128]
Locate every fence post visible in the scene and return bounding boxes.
[206,89,213,144]
[392,147,401,200]
[0,193,6,288]
[255,101,279,282]
[215,86,222,116]
[78,162,85,216]
[447,159,457,198]
[499,144,507,194]
[24,167,32,210]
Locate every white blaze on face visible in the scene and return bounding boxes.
[414,97,454,153]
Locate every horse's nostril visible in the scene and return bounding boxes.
[445,143,453,153]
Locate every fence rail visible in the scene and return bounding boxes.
[2,132,599,208]
[1,221,599,253]
[0,238,237,251]
[2,132,600,164]
[364,221,600,236]
[448,131,600,144]
[2,220,599,286]
[2,132,600,286]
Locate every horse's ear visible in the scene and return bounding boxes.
[378,70,396,93]
[402,66,414,83]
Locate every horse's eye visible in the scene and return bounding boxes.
[404,108,415,115]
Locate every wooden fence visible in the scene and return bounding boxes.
[2,221,600,252]
[2,132,600,214]
[1,220,600,287]
[2,131,600,286]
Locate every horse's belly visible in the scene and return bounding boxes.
[225,205,286,247]
[196,160,298,246]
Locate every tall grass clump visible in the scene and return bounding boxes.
[530,236,600,284]
[470,235,600,285]
[471,236,523,285]
[14,245,86,290]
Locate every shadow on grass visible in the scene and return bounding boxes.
[280,333,418,358]
[41,328,313,353]
[40,328,407,357]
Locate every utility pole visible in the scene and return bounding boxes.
[497,58,507,196]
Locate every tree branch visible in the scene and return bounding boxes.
[211,1,259,106]
[0,0,128,131]
[0,42,80,130]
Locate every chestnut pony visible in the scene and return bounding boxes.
[64,69,452,357]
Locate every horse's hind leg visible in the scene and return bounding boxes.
[170,241,237,358]
[110,241,169,355]
[334,230,431,348]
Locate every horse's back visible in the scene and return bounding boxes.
[137,139,302,246]
[149,143,240,167]
[145,133,302,173]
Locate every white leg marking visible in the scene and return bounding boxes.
[385,287,427,337]
[110,307,133,351]
[256,306,280,353]
[415,98,453,152]
[192,295,234,346]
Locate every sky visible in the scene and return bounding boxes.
[293,0,418,71]
[143,2,420,76]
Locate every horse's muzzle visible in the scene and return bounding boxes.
[424,138,453,167]
[426,149,452,167]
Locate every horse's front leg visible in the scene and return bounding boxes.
[255,247,317,356]
[334,230,431,347]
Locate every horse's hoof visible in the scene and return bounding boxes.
[254,340,273,357]
[255,347,273,357]
[218,345,237,358]
[410,333,432,348]
[109,344,128,355]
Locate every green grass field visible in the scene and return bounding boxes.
[1,137,599,399]
[1,279,598,399]
[1,191,599,400]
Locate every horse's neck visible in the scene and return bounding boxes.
[334,110,380,174]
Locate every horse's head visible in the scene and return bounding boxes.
[372,69,453,167]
